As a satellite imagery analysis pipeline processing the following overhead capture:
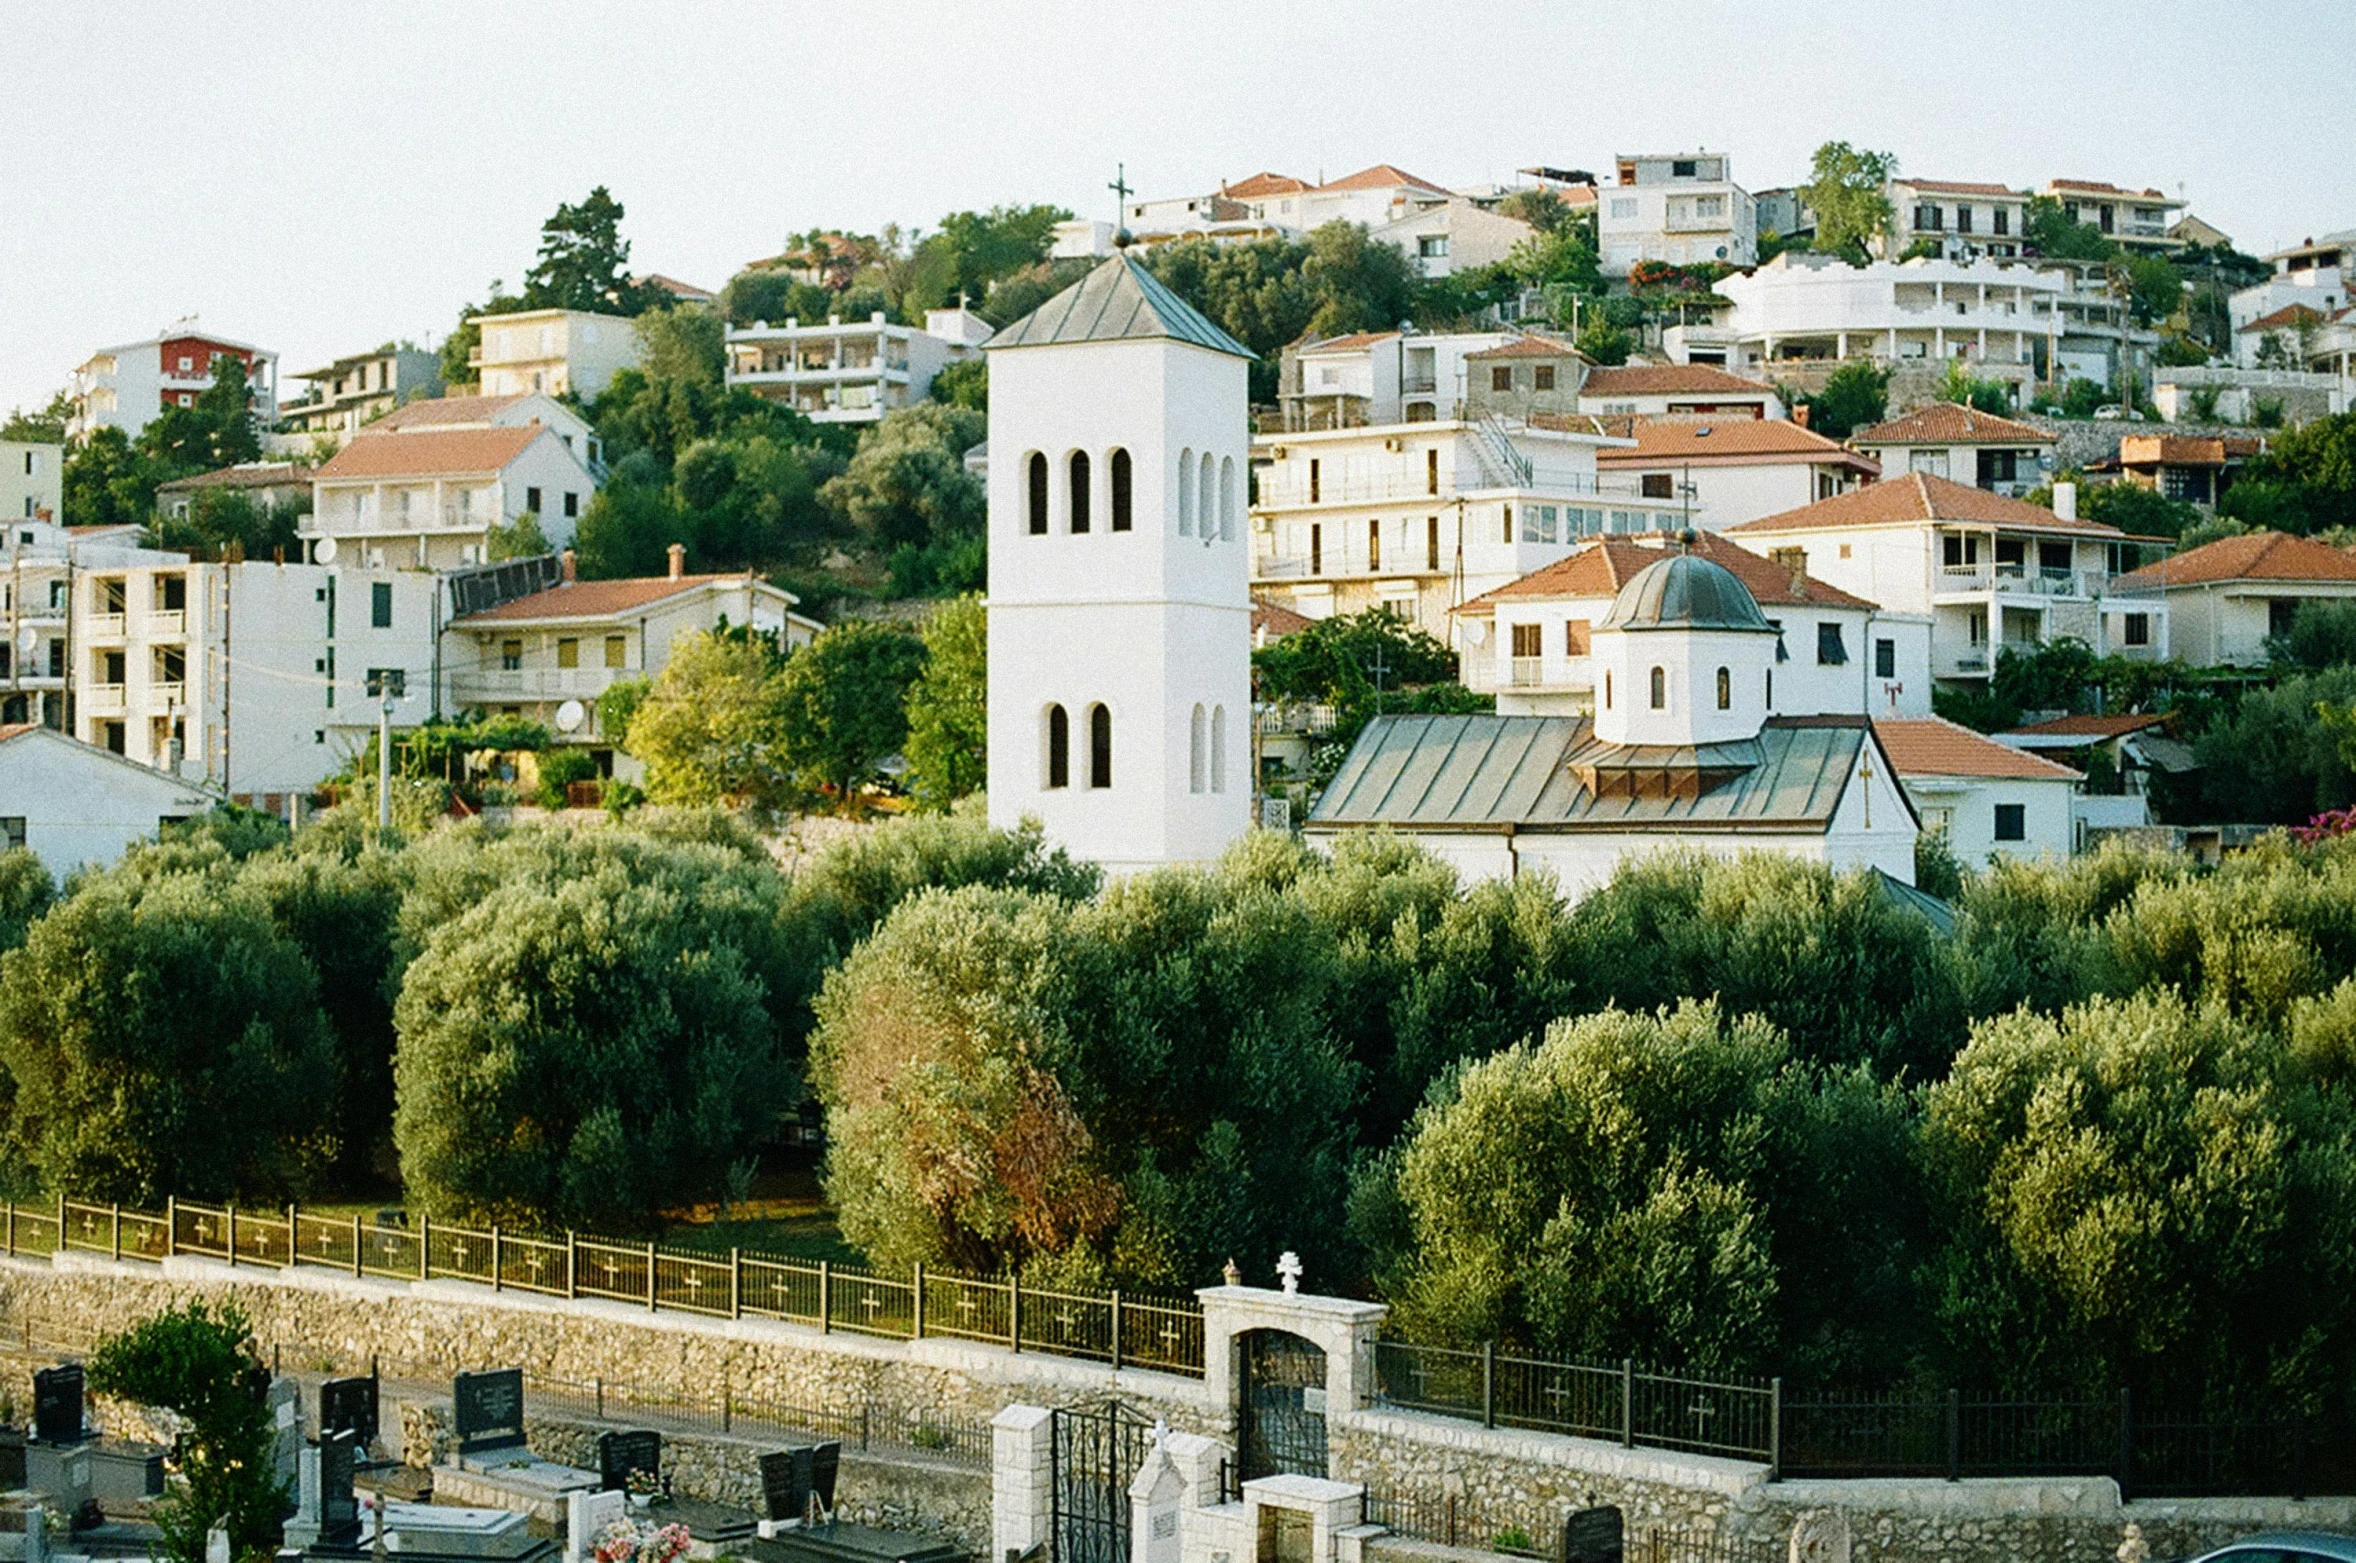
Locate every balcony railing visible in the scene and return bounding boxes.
[145,610,185,637]
[149,680,185,705]
[1936,565,2106,599]
[84,682,125,714]
[84,612,126,639]
[1401,375,1438,394]
[450,667,628,704]
[1256,470,1618,508]
[1463,654,1591,693]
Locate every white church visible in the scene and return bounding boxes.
[982,254,1922,893]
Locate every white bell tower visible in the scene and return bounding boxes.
[983,255,1256,872]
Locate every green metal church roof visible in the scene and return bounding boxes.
[985,254,1254,359]
[1597,553,1776,634]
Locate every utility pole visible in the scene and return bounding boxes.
[368,669,406,831]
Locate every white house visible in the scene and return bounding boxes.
[68,327,278,442]
[0,724,222,876]
[1726,473,2153,687]
[3,521,184,730]
[468,309,641,400]
[1883,178,2030,262]
[278,346,444,443]
[1307,552,1920,896]
[1848,403,2057,498]
[2108,530,2356,668]
[983,253,1255,873]
[1875,716,2079,865]
[724,307,991,423]
[3,440,62,524]
[1593,417,1880,526]
[370,392,602,468]
[1571,364,1786,418]
[1278,337,1788,430]
[2228,231,2353,347]
[2039,179,2185,254]
[1373,198,1534,280]
[305,424,601,571]
[1453,530,1932,720]
[1597,152,1757,275]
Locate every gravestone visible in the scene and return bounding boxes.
[321,1429,361,1545]
[320,1374,381,1451]
[1562,1505,1624,1563]
[32,1365,83,1445]
[758,1443,842,1524]
[268,1376,302,1514]
[0,1429,25,1490]
[287,1446,324,1550]
[566,1488,627,1563]
[597,1430,661,1494]
[454,1368,527,1457]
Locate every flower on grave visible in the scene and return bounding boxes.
[625,1467,663,1499]
[592,1521,642,1563]
[639,1523,694,1563]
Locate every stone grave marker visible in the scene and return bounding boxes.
[1563,1505,1624,1563]
[320,1374,380,1451]
[286,1446,322,1549]
[758,1442,842,1524]
[321,1428,361,1544]
[567,1487,627,1563]
[31,1366,82,1445]
[268,1376,302,1513]
[597,1430,661,1495]
[454,1368,527,1457]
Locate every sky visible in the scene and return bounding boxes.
[4,0,2353,419]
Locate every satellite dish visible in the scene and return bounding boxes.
[1465,620,1488,647]
[16,626,33,653]
[554,699,587,734]
[314,536,339,564]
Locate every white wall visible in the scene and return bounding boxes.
[1902,773,2074,866]
[1,443,63,523]
[0,729,219,876]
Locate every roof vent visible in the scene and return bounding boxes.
[1695,426,1713,438]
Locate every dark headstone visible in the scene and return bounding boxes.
[33,1365,83,1445]
[597,1430,661,1494]
[452,1368,525,1455]
[758,1442,842,1523]
[1562,1505,1623,1563]
[319,1376,380,1450]
[808,1443,839,1512]
[0,1429,23,1490]
[320,1430,360,1545]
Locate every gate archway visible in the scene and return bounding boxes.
[1238,1329,1328,1480]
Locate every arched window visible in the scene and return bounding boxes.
[1026,452,1049,535]
[1189,704,1207,794]
[1716,667,1731,710]
[1219,457,1236,540]
[1178,450,1195,536]
[1069,451,1092,533]
[1210,705,1227,793]
[1199,453,1217,540]
[1649,666,1667,710]
[1110,448,1133,532]
[1603,670,1613,709]
[1088,703,1112,788]
[1045,704,1070,789]
[1765,668,1774,708]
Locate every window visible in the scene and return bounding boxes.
[1027,452,1049,534]
[1672,159,1697,177]
[1190,704,1207,793]
[1367,519,1381,571]
[1501,505,1513,544]
[557,638,579,669]
[1426,449,1439,496]
[1994,803,2027,843]
[1491,366,1513,392]
[1604,670,1613,708]
[1201,453,1217,538]
[1640,474,1673,499]
[371,581,393,628]
[1993,207,2011,236]
[1088,703,1112,788]
[1969,610,1987,646]
[1510,623,1542,658]
[501,639,523,671]
[1069,451,1091,532]
[1816,623,1848,665]
[564,491,580,519]
[1649,666,1666,709]
[1210,706,1227,793]
[1220,458,1235,540]
[605,634,628,668]
[1109,448,1133,532]
[1692,194,1725,219]
[1956,206,1974,235]
[0,819,21,852]
[1565,619,1590,655]
[526,486,543,514]
[1716,667,1731,710]
[1418,235,1449,259]
[1046,705,1070,788]
[1909,450,1951,479]
[1915,204,1943,232]
[1766,667,1773,707]
[1426,516,1440,571]
[1534,365,1556,392]
[1309,523,1323,575]
[1179,448,1195,535]
[2270,599,2299,638]
[2124,612,2151,647]
[1875,637,1897,679]
[1610,197,1637,220]
[1308,458,1320,504]
[1978,449,2021,486]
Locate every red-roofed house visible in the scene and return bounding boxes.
[306,421,602,571]
[1849,403,2058,498]
[1452,531,1931,719]
[2109,530,2356,666]
[1883,178,2029,262]
[1875,716,2080,863]
[2039,180,2186,253]
[1594,416,1879,527]
[1574,363,1786,419]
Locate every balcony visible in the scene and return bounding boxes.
[450,666,628,705]
[1463,653,1592,693]
[1934,565,2105,601]
[84,612,127,640]
[145,610,185,637]
[1256,470,1614,509]
[149,681,185,706]
[84,682,125,715]
[1401,375,1438,395]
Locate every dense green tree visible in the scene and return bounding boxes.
[524,186,658,315]
[1790,359,1890,438]
[0,851,51,954]
[625,628,799,816]
[818,403,985,548]
[2192,667,2356,823]
[929,205,1071,305]
[2120,254,2186,327]
[719,268,834,329]
[2023,196,2119,262]
[2272,598,2356,669]
[903,596,987,811]
[0,391,71,445]
[62,427,166,526]
[2079,479,2204,539]
[982,258,1098,329]
[485,509,552,560]
[89,1302,285,1563]
[148,486,307,562]
[2226,413,2356,534]
[930,357,987,412]
[0,871,334,1201]
[776,620,927,809]
[137,354,263,473]
[1801,142,1897,260]
[574,463,691,579]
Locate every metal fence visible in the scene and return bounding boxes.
[1362,1486,1781,1563]
[1372,1339,1778,1462]
[5,1196,1206,1379]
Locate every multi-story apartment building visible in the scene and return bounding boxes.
[3,441,63,523]
[1727,475,2157,685]
[69,557,441,799]
[305,423,601,571]
[1281,333,1787,431]
[277,346,443,443]
[1883,179,2028,261]
[1123,165,1451,246]
[2229,232,2353,363]
[1597,152,1757,274]
[2039,180,2186,254]
[2,520,181,729]
[468,309,641,400]
[68,328,278,442]
[1248,419,1686,640]
[443,546,820,776]
[723,308,991,424]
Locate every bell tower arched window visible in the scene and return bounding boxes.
[1199,452,1216,540]
[1189,704,1207,793]
[1110,448,1133,532]
[1026,452,1048,535]
[1178,450,1195,536]
[1045,704,1069,789]
[1088,703,1113,788]
[1649,666,1667,710]
[1716,667,1731,710]
[1210,705,1227,792]
[1220,457,1236,540]
[1069,451,1091,533]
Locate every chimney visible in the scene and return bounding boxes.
[1791,403,1811,429]
[667,542,686,580]
[2052,481,2077,522]
[561,547,577,584]
[1770,546,1809,596]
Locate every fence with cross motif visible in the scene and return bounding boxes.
[5,1196,1206,1378]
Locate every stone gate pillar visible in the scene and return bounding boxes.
[1197,1278,1387,1417]
[993,1404,1054,1562]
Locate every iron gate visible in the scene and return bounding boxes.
[1239,1329,1329,1480]
[1051,1401,1154,1563]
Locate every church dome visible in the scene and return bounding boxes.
[1597,552,1773,633]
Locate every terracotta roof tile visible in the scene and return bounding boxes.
[1596,417,1881,470]
[2119,435,2233,467]
[368,394,534,431]
[1579,364,1779,398]
[316,425,545,480]
[2111,530,2356,591]
[0,724,35,744]
[1252,597,1315,638]
[1318,164,1446,194]
[2007,713,2169,739]
[155,462,310,493]
[1729,472,2125,537]
[1877,717,2083,780]
[1465,334,1584,360]
[1457,531,1873,613]
[1297,331,1398,355]
[2047,179,2169,200]
[454,574,757,625]
[1898,179,2022,198]
[1851,403,2055,447]
[1223,172,1312,198]
[2240,303,2328,334]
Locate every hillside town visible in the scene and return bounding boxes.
[7,20,2356,1563]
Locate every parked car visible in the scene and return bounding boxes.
[2174,1533,2356,1563]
